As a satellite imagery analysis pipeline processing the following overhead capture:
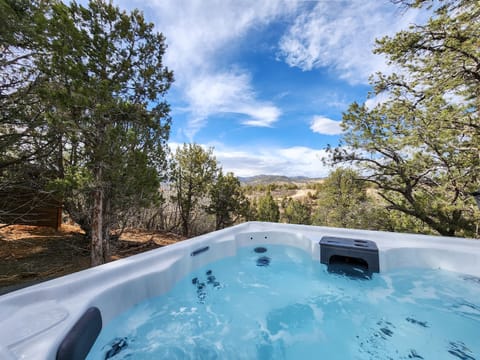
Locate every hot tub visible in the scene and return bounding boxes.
[0,222,479,359]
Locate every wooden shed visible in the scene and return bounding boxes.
[0,190,62,230]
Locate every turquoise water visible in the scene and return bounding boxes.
[86,245,480,359]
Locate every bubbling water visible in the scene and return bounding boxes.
[87,245,480,360]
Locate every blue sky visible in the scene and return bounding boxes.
[115,0,425,177]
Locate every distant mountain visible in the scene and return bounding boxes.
[238,175,323,185]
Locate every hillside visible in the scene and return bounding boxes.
[239,175,324,186]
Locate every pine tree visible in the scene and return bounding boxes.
[256,191,280,222]
[206,171,249,230]
[170,144,217,236]
[36,0,173,264]
[282,198,311,225]
[330,0,480,237]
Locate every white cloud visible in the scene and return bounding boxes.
[278,1,422,84]
[184,71,281,137]
[115,0,425,139]
[324,92,350,110]
[168,141,346,177]
[310,116,342,135]
[364,91,393,110]
[206,143,333,178]
[140,1,296,76]
[240,105,281,127]
[122,0,296,138]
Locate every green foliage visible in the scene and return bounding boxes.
[171,143,217,236]
[243,181,300,195]
[256,191,280,222]
[1,0,173,263]
[0,0,52,172]
[282,198,311,225]
[285,183,299,190]
[379,207,434,234]
[206,171,249,230]
[0,0,62,224]
[312,169,368,229]
[47,1,172,264]
[245,198,258,221]
[330,1,480,237]
[309,169,430,233]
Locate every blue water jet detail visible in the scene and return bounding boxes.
[104,337,128,360]
[256,256,271,267]
[406,317,429,328]
[447,341,475,360]
[408,349,424,359]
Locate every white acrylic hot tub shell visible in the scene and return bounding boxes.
[0,222,479,359]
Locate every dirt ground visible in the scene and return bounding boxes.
[0,224,185,295]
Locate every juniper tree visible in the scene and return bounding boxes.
[282,198,311,225]
[0,1,66,225]
[40,0,173,264]
[206,170,249,230]
[256,191,280,223]
[170,144,217,237]
[330,0,480,237]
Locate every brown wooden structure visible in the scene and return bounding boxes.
[0,190,62,230]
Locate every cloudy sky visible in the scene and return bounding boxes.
[116,0,425,177]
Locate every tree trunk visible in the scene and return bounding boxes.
[181,215,189,237]
[91,168,103,266]
[215,215,223,230]
[102,194,111,263]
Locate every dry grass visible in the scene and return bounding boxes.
[0,224,185,294]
